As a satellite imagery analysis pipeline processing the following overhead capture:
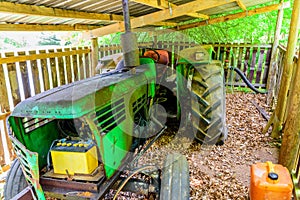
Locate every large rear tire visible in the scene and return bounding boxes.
[4,159,28,199]
[160,153,189,200]
[191,61,227,145]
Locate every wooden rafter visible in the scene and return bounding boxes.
[0,2,123,21]
[177,3,284,30]
[236,0,247,11]
[131,0,209,19]
[0,2,176,29]
[0,24,101,31]
[88,0,236,38]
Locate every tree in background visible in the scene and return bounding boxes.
[37,33,61,46]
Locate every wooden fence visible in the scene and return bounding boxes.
[0,46,92,166]
[274,45,299,103]
[0,42,281,166]
[98,42,273,89]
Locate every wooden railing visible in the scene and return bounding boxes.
[98,42,273,89]
[0,46,92,166]
[274,45,299,100]
[212,44,272,89]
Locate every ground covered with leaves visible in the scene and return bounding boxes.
[135,92,279,200]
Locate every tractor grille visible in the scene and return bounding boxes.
[133,94,147,115]
[10,135,43,199]
[94,98,125,133]
[22,117,54,134]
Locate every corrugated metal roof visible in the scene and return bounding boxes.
[0,0,279,32]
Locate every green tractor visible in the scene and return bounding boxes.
[4,1,226,199]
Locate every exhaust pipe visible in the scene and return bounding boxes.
[121,0,140,71]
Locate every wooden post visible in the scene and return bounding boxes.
[91,38,99,75]
[270,0,300,138]
[91,37,99,76]
[279,48,300,171]
[266,2,284,105]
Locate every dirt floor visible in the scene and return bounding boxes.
[131,92,279,200]
[0,92,279,200]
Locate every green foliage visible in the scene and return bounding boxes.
[3,37,27,48]
[61,32,91,46]
[38,33,61,46]
[97,33,122,46]
[184,5,293,45]
[119,0,294,46]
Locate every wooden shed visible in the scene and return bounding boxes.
[0,0,299,198]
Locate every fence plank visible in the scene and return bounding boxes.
[35,50,45,93]
[45,49,54,89]
[263,48,272,85]
[68,48,75,82]
[25,50,35,97]
[82,48,87,79]
[243,47,251,75]
[0,63,10,112]
[14,51,26,101]
[0,120,5,166]
[255,48,265,85]
[54,49,61,87]
[0,112,13,165]
[248,47,258,83]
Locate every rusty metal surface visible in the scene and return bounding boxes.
[40,177,100,192]
[42,165,104,182]
[11,186,34,200]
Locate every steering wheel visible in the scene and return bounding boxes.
[144,49,161,63]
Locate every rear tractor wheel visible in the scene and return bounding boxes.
[190,61,227,145]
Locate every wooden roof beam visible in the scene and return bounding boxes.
[0,2,176,28]
[236,0,247,11]
[0,23,101,31]
[0,1,123,22]
[88,0,235,37]
[177,3,288,30]
[131,0,209,19]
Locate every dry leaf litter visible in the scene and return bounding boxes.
[107,93,279,200]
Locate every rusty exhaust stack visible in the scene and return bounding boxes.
[121,0,140,72]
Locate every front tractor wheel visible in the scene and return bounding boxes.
[4,159,28,199]
[160,153,189,200]
[190,61,227,145]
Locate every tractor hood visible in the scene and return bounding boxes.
[11,62,156,119]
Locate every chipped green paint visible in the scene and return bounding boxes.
[10,136,46,200]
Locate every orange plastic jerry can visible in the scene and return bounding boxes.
[250,161,293,200]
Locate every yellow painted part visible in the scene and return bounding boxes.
[51,146,98,175]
